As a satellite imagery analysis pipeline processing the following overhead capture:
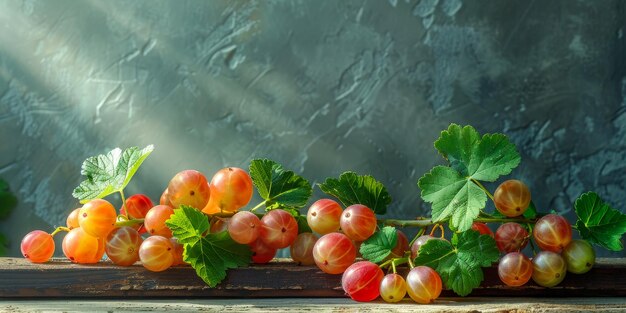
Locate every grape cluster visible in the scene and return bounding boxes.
[492,180,596,288]
[20,167,254,273]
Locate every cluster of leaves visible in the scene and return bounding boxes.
[0,179,18,256]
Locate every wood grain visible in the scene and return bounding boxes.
[3,298,626,313]
[1,257,625,298]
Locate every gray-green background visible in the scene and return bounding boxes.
[1,0,625,256]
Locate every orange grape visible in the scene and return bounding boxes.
[66,208,81,230]
[379,273,407,303]
[533,214,572,253]
[167,170,211,210]
[62,227,105,264]
[79,199,117,238]
[340,204,377,242]
[498,252,533,286]
[202,167,253,214]
[406,266,442,304]
[105,227,142,266]
[494,180,531,217]
[306,199,342,235]
[144,205,175,238]
[21,230,55,263]
[139,235,174,272]
[170,238,186,266]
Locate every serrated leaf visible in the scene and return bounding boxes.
[166,205,210,245]
[360,226,398,263]
[168,206,252,287]
[414,230,499,296]
[249,159,312,210]
[184,231,252,287]
[575,192,626,251]
[419,125,520,231]
[418,166,487,231]
[318,172,391,215]
[72,145,154,204]
[0,179,17,220]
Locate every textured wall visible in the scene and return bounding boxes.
[0,0,625,256]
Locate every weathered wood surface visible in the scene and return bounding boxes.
[2,298,626,313]
[1,257,626,298]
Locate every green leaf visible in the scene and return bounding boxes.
[0,233,7,257]
[418,125,520,231]
[184,231,252,287]
[360,226,398,263]
[414,230,499,296]
[296,215,312,234]
[318,172,391,215]
[0,179,17,220]
[249,159,312,210]
[434,124,520,180]
[418,166,487,231]
[166,205,210,245]
[575,192,626,251]
[167,205,252,287]
[72,145,154,204]
[523,201,538,219]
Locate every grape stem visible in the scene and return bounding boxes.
[249,201,266,213]
[471,178,495,202]
[115,218,144,227]
[119,190,128,220]
[50,226,71,237]
[380,217,535,228]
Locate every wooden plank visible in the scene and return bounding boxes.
[1,257,625,298]
[2,298,626,313]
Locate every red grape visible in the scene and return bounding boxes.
[79,199,117,238]
[341,261,384,302]
[531,251,566,287]
[249,239,277,264]
[105,226,142,266]
[379,273,407,303]
[202,167,253,214]
[21,230,55,263]
[167,170,210,210]
[340,204,377,242]
[144,205,175,238]
[533,214,572,253]
[494,179,531,217]
[563,239,595,274]
[498,252,532,286]
[495,223,529,253]
[471,222,494,237]
[121,194,153,219]
[406,266,442,304]
[62,227,105,264]
[139,235,174,272]
[228,211,261,244]
[306,199,343,235]
[259,209,298,249]
[390,230,409,258]
[290,232,318,266]
[66,208,81,230]
[313,232,356,274]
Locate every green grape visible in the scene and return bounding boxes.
[563,239,595,274]
[379,273,407,303]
